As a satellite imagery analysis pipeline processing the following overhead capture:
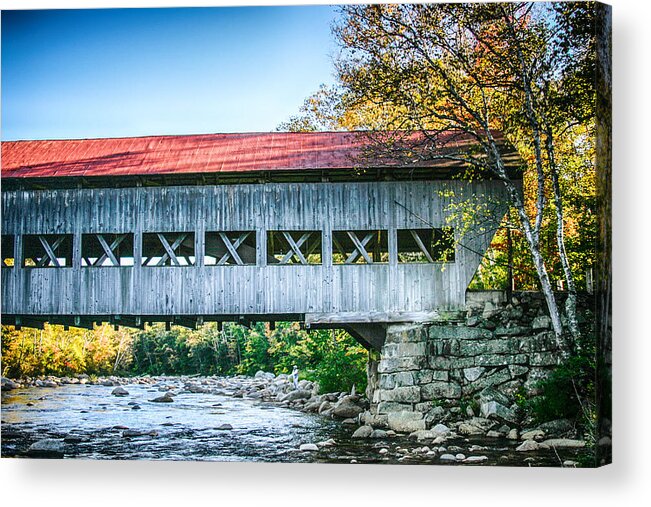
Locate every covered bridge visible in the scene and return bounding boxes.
[1,131,519,349]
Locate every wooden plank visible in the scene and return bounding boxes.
[305,311,463,324]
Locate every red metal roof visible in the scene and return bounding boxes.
[1,131,506,179]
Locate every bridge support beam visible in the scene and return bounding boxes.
[342,324,387,352]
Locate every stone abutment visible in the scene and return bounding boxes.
[362,291,594,432]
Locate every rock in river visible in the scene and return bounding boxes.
[299,443,319,452]
[516,439,549,452]
[352,425,373,439]
[1,377,20,391]
[111,386,129,397]
[332,396,364,419]
[150,393,174,403]
[27,439,65,458]
[541,438,585,449]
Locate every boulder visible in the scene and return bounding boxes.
[351,425,374,439]
[387,411,426,433]
[463,455,489,463]
[425,406,446,425]
[480,401,517,424]
[408,429,439,440]
[185,383,209,394]
[318,401,333,414]
[458,423,485,436]
[279,389,312,403]
[537,419,575,437]
[1,377,19,390]
[431,423,451,436]
[516,439,550,452]
[521,429,545,441]
[332,398,364,419]
[478,386,511,406]
[111,386,129,397]
[361,412,389,428]
[27,439,65,458]
[303,398,323,413]
[150,393,174,403]
[299,443,319,452]
[254,370,275,380]
[541,439,586,449]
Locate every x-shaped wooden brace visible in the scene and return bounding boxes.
[90,234,129,266]
[278,232,319,265]
[36,235,67,267]
[408,230,435,263]
[333,231,374,264]
[217,232,251,265]
[154,233,189,266]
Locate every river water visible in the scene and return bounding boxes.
[1,379,582,466]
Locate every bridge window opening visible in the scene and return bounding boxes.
[205,231,257,266]
[22,234,73,267]
[332,230,389,264]
[2,235,14,267]
[267,231,322,265]
[397,228,455,263]
[142,232,195,266]
[81,233,134,266]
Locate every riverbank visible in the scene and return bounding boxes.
[1,373,589,466]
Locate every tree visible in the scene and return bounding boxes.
[317,2,601,354]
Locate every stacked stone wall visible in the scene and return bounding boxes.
[364,291,595,432]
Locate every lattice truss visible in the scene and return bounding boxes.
[332,230,389,264]
[205,231,257,265]
[142,232,195,266]
[267,231,322,265]
[82,233,134,267]
[396,228,455,263]
[22,234,73,267]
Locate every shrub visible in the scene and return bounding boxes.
[312,341,368,394]
[527,332,597,434]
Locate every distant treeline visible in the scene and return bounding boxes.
[1,322,368,394]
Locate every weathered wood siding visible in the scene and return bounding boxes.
[1,181,510,321]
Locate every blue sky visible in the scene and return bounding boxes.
[1,6,339,140]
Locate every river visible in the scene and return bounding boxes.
[1,378,584,466]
